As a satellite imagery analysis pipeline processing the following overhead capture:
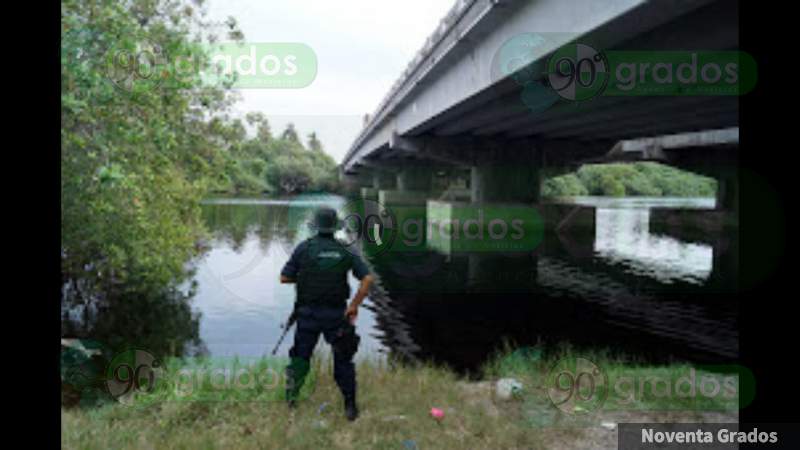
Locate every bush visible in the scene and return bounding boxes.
[543,162,717,198]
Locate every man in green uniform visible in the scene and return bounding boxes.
[280,207,373,421]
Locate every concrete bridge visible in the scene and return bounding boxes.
[340,0,739,215]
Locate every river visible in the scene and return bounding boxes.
[191,195,736,372]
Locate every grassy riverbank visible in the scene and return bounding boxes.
[62,348,740,449]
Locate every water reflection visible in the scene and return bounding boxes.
[194,197,387,359]
[61,279,205,359]
[362,196,736,373]
[189,196,737,373]
[543,197,723,291]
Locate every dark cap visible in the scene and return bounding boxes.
[311,207,341,234]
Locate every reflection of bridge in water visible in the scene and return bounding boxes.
[361,203,737,373]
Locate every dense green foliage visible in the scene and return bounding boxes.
[211,113,339,196]
[61,0,338,357]
[542,162,717,198]
[61,0,227,356]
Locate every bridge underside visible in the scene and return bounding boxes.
[343,0,739,192]
[341,0,740,300]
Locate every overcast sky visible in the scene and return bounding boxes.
[205,0,455,163]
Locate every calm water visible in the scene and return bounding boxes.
[192,196,387,360]
[191,195,736,371]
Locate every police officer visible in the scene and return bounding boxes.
[280,207,373,421]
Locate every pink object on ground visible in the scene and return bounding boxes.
[430,407,444,420]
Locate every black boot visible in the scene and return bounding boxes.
[344,395,359,421]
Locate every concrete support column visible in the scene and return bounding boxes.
[397,168,433,192]
[469,148,542,204]
[713,166,738,291]
[470,165,541,203]
[378,167,434,251]
[360,187,378,200]
[373,171,397,190]
[427,147,544,289]
[380,166,437,206]
[359,169,395,201]
[715,171,739,214]
[673,147,738,215]
[349,171,374,200]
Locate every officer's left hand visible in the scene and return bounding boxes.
[344,304,358,324]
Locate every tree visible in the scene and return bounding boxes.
[281,123,300,145]
[266,154,313,193]
[61,0,244,357]
[308,132,322,152]
[246,112,272,142]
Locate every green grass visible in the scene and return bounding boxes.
[62,347,742,449]
[485,343,746,415]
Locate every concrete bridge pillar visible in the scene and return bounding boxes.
[374,166,433,207]
[470,164,541,204]
[419,147,545,289]
[715,171,739,214]
[469,148,542,204]
[378,167,436,255]
[349,171,375,200]
[358,169,396,201]
[373,171,397,191]
[396,168,433,192]
[380,167,436,206]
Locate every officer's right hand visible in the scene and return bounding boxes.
[344,303,358,324]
